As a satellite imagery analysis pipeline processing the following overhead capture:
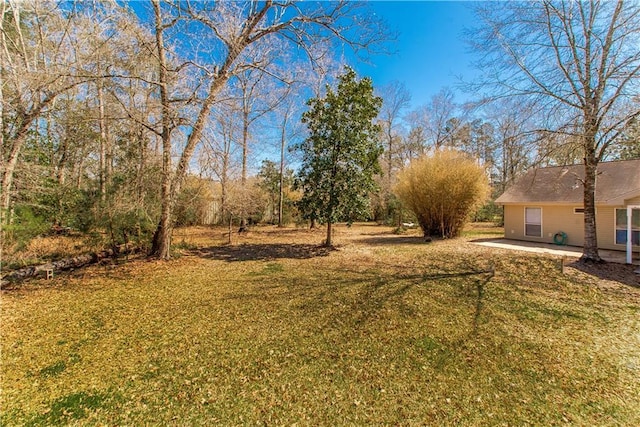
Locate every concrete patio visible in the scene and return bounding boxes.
[472,238,640,266]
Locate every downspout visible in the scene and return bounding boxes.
[627,206,633,264]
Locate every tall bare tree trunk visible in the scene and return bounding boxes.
[581,143,602,263]
[2,132,27,221]
[151,2,233,258]
[0,45,4,267]
[220,146,229,225]
[387,123,393,189]
[98,78,109,201]
[240,109,249,229]
[150,0,173,259]
[136,127,146,200]
[278,113,287,227]
[0,0,18,222]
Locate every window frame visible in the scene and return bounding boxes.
[614,208,640,246]
[524,207,543,238]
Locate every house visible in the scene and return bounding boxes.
[495,159,640,263]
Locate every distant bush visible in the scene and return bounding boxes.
[474,200,504,225]
[3,206,50,251]
[175,176,216,227]
[394,150,490,238]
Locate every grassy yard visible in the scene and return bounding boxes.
[2,223,639,425]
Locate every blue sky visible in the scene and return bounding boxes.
[129,1,478,110]
[355,1,478,109]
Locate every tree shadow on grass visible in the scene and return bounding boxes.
[353,235,430,246]
[345,269,494,334]
[190,243,336,262]
[568,260,640,289]
[224,264,494,335]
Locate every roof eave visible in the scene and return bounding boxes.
[496,201,584,206]
[604,189,640,206]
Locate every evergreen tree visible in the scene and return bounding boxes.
[296,67,383,246]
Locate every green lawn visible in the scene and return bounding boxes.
[2,224,639,425]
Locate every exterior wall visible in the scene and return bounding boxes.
[503,204,639,253]
[623,195,640,254]
[503,205,584,246]
[596,206,616,251]
[627,195,640,204]
[503,205,524,241]
[603,204,640,253]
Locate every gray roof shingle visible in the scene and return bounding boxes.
[495,159,640,205]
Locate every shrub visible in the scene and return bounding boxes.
[394,150,490,238]
[474,200,504,225]
[2,206,50,251]
[175,176,216,227]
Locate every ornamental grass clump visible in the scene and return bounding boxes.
[395,150,489,239]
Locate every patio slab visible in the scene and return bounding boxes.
[472,238,640,265]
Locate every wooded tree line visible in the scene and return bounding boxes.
[2,0,639,263]
[0,0,385,259]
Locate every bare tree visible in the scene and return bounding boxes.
[483,100,535,192]
[231,63,292,229]
[416,87,460,151]
[0,1,101,222]
[146,0,387,258]
[368,81,409,224]
[377,81,411,185]
[616,118,640,159]
[199,97,242,225]
[1,1,167,259]
[402,112,429,162]
[272,85,306,227]
[470,0,640,262]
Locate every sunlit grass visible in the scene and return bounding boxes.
[2,223,639,425]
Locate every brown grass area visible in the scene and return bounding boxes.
[2,223,639,425]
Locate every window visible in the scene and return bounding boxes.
[573,207,584,214]
[615,208,640,245]
[525,207,542,237]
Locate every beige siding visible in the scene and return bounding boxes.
[596,206,616,251]
[542,206,585,246]
[503,205,526,241]
[504,204,639,252]
[503,205,583,246]
[627,195,640,204]
[504,205,626,251]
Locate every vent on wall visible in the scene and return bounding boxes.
[574,208,585,214]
